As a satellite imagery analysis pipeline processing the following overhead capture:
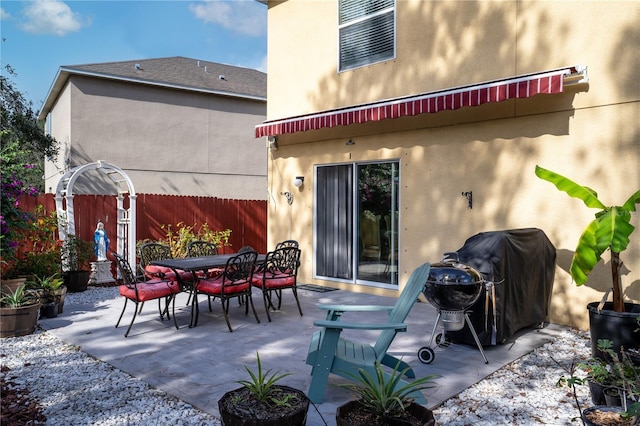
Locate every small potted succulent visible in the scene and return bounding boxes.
[218,352,310,426]
[29,273,66,317]
[336,360,439,426]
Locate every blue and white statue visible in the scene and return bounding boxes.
[94,221,109,261]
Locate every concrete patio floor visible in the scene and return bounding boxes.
[40,284,566,425]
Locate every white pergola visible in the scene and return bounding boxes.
[55,160,137,270]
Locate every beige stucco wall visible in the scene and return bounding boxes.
[45,75,267,199]
[264,0,640,330]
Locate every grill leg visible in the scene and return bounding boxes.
[427,312,441,347]
[464,312,488,364]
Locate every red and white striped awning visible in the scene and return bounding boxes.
[255,66,587,138]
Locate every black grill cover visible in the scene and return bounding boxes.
[447,228,556,346]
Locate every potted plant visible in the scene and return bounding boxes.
[336,360,439,426]
[0,284,40,338]
[558,339,639,426]
[61,234,93,292]
[29,273,66,317]
[218,352,310,426]
[535,166,640,358]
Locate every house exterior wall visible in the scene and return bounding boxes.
[45,75,267,199]
[263,0,640,330]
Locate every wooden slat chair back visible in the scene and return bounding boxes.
[112,252,180,337]
[192,250,261,331]
[252,247,303,322]
[305,262,431,404]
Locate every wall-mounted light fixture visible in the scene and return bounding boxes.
[281,191,293,205]
[267,135,278,151]
[462,191,473,209]
[293,176,304,188]
[346,139,355,146]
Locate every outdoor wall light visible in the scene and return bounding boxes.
[267,135,278,151]
[293,176,304,188]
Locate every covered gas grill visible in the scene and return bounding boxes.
[418,261,489,364]
[418,228,556,365]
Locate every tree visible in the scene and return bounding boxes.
[1,64,59,258]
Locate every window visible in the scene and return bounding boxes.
[338,0,395,72]
[315,161,400,287]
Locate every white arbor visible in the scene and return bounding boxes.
[55,161,137,270]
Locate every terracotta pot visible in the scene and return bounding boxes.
[1,278,27,296]
[0,303,40,338]
[336,400,436,426]
[218,385,309,426]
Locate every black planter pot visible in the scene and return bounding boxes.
[582,406,626,426]
[588,381,607,406]
[63,271,90,293]
[587,302,640,362]
[336,400,436,426]
[41,302,59,318]
[218,386,309,426]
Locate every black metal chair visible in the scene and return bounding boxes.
[252,247,303,322]
[112,252,180,337]
[138,242,174,280]
[187,241,219,257]
[275,240,299,250]
[192,250,260,331]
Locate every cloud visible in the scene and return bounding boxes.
[19,0,89,36]
[1,7,11,20]
[189,0,266,37]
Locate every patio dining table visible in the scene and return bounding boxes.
[151,253,266,327]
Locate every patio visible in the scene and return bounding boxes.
[39,283,566,425]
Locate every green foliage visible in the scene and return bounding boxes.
[0,285,38,308]
[595,339,640,420]
[535,165,640,286]
[1,63,59,258]
[28,274,64,292]
[61,235,93,272]
[339,360,439,419]
[145,222,232,258]
[236,352,293,403]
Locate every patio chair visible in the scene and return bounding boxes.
[305,262,431,404]
[112,252,180,337]
[191,250,261,331]
[252,246,303,322]
[187,241,219,257]
[275,240,299,250]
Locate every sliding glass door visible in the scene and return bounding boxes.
[315,160,399,286]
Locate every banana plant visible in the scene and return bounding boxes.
[535,166,640,312]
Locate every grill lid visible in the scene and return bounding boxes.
[423,262,484,311]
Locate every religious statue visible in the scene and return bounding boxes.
[94,221,109,261]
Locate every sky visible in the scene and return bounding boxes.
[0,0,268,112]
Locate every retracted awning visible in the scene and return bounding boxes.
[255,65,587,138]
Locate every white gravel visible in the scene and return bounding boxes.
[2,287,593,425]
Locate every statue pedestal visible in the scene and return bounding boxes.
[90,260,115,285]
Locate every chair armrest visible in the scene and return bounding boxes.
[313,320,407,332]
[317,304,394,313]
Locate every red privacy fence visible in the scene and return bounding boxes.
[19,193,267,254]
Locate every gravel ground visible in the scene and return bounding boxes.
[1,287,593,425]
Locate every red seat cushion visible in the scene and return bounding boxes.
[144,265,193,282]
[119,280,180,302]
[252,274,295,289]
[197,276,250,295]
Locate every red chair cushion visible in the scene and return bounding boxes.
[253,274,295,289]
[119,280,180,302]
[144,265,192,282]
[197,276,250,295]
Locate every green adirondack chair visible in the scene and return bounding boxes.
[305,262,431,404]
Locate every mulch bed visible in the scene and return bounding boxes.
[0,364,46,425]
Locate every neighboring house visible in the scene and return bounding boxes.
[39,56,267,200]
[256,0,639,330]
